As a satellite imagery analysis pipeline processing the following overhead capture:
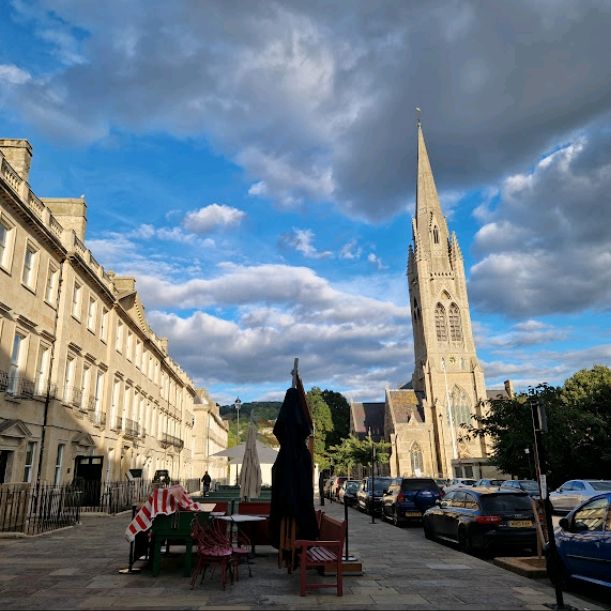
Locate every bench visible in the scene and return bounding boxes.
[294,512,346,597]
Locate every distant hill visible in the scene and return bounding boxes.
[219,401,281,422]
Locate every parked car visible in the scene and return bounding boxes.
[549,492,611,590]
[422,489,537,554]
[152,469,171,486]
[323,477,335,500]
[500,480,540,498]
[382,477,442,526]
[331,476,348,501]
[550,480,611,514]
[338,479,360,507]
[434,478,450,490]
[356,476,394,514]
[474,479,506,490]
[443,478,477,493]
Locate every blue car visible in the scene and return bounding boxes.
[382,477,442,526]
[549,491,611,589]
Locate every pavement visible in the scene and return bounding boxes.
[0,499,607,610]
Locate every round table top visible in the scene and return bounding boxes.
[214,514,267,523]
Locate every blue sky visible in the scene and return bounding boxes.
[2,0,611,405]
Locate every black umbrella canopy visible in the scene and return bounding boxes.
[269,387,319,548]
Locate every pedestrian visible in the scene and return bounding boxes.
[202,470,212,496]
[318,470,325,506]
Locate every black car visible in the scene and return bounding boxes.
[382,477,442,526]
[356,476,394,514]
[338,479,360,507]
[422,489,537,554]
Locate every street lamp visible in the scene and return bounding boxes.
[234,397,242,443]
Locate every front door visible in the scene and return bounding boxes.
[0,450,11,483]
[74,456,104,506]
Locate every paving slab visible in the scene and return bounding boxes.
[0,500,607,610]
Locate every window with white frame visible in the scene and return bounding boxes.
[23,441,36,483]
[8,332,26,394]
[44,263,59,305]
[126,331,133,361]
[80,365,91,411]
[35,343,50,396]
[115,320,124,352]
[100,308,109,342]
[21,242,38,289]
[111,378,122,428]
[63,355,76,403]
[94,370,105,421]
[72,281,82,319]
[87,296,97,331]
[135,339,142,369]
[54,444,65,486]
[0,215,15,270]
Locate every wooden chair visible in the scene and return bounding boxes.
[190,517,236,590]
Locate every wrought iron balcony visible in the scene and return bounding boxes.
[122,418,140,438]
[159,433,184,450]
[2,373,35,399]
[87,409,106,428]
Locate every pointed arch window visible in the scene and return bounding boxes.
[435,303,447,342]
[432,226,439,244]
[449,386,471,427]
[410,443,424,476]
[449,303,462,342]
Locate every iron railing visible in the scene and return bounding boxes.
[160,433,184,450]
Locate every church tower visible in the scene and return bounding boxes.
[407,120,489,478]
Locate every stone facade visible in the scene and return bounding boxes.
[350,124,508,480]
[0,138,227,487]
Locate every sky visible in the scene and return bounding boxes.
[2,0,611,405]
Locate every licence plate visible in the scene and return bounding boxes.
[508,520,533,528]
[404,511,421,517]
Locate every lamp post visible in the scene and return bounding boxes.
[368,427,376,524]
[234,396,242,443]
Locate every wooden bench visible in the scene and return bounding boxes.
[294,512,346,597]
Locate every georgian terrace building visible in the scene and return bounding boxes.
[0,138,227,487]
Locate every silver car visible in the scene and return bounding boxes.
[549,479,611,513]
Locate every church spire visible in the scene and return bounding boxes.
[415,121,446,233]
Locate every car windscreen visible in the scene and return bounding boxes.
[369,479,392,493]
[401,479,438,492]
[518,481,540,493]
[481,494,533,512]
[590,481,611,491]
[345,482,359,492]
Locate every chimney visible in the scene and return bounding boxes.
[112,276,137,295]
[42,197,87,241]
[504,379,514,399]
[159,337,169,354]
[0,139,33,182]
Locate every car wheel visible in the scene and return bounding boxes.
[458,526,472,554]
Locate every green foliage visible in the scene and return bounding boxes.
[321,389,350,446]
[466,365,611,487]
[219,401,281,422]
[327,434,391,476]
[306,387,334,469]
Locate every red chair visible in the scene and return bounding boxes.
[191,517,236,590]
[231,528,253,579]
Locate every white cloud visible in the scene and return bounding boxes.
[339,240,362,260]
[280,228,332,259]
[182,204,245,234]
[367,252,386,270]
[0,64,31,85]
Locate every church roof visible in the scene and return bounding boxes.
[386,389,425,424]
[486,388,510,400]
[350,401,385,441]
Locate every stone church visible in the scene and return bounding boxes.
[350,122,511,480]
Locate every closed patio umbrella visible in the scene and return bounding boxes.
[239,419,262,500]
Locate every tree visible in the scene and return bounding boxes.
[327,434,391,476]
[321,389,350,446]
[465,365,611,487]
[306,387,334,470]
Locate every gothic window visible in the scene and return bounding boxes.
[433,226,439,244]
[435,303,447,342]
[410,443,424,476]
[449,386,471,428]
[449,303,462,342]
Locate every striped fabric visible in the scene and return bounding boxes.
[125,484,202,542]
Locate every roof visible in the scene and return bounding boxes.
[211,441,278,464]
[386,389,423,424]
[351,402,385,441]
[486,388,510,400]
